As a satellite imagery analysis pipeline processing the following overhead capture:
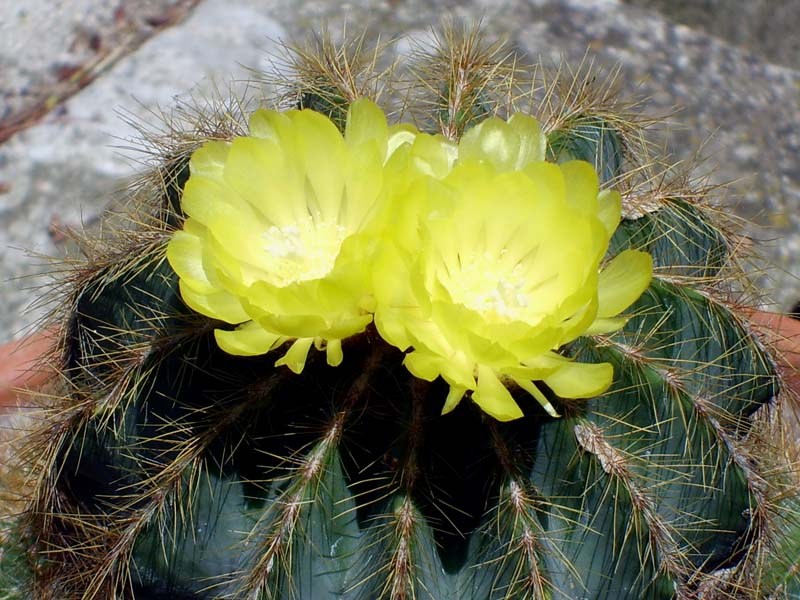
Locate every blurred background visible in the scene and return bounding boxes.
[1,0,798,342]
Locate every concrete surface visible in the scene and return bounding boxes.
[0,0,283,339]
[1,0,799,341]
[625,0,800,70]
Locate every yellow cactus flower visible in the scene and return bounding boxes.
[167,98,413,373]
[373,116,652,421]
[168,97,651,417]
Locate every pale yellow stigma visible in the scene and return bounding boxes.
[262,216,346,286]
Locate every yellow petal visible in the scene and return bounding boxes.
[419,303,472,360]
[597,189,622,237]
[491,320,557,358]
[166,228,216,295]
[189,140,230,179]
[597,249,653,318]
[551,298,599,347]
[255,311,330,338]
[372,243,419,308]
[293,111,346,223]
[542,360,614,399]
[372,246,420,351]
[458,117,519,172]
[472,365,524,422]
[507,113,546,168]
[323,315,374,341]
[178,280,249,324]
[325,339,343,367]
[387,125,418,160]
[411,133,458,178]
[275,337,315,374]
[585,316,628,335]
[513,378,560,418]
[246,275,338,318]
[464,330,517,366]
[224,136,305,226]
[454,112,545,173]
[560,160,599,217]
[181,175,258,229]
[345,98,388,157]
[441,385,468,415]
[341,142,384,232]
[404,351,444,382]
[522,161,566,210]
[248,108,292,144]
[215,322,283,356]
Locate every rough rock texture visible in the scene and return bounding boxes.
[0,1,201,137]
[0,0,283,339]
[1,0,798,341]
[624,0,800,69]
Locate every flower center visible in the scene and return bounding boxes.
[447,251,531,322]
[263,216,346,286]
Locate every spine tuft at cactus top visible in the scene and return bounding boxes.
[2,24,799,600]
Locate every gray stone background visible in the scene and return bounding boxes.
[1,0,798,342]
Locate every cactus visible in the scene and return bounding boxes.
[2,24,798,600]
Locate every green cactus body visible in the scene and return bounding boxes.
[3,26,795,600]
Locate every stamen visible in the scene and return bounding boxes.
[447,251,530,321]
[263,216,346,286]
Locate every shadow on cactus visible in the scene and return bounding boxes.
[3,23,798,600]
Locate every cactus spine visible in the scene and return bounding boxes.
[1,24,798,600]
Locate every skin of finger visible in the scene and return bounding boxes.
[747,310,800,397]
[0,332,54,409]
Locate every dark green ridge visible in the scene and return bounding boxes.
[547,116,625,186]
[607,198,729,280]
